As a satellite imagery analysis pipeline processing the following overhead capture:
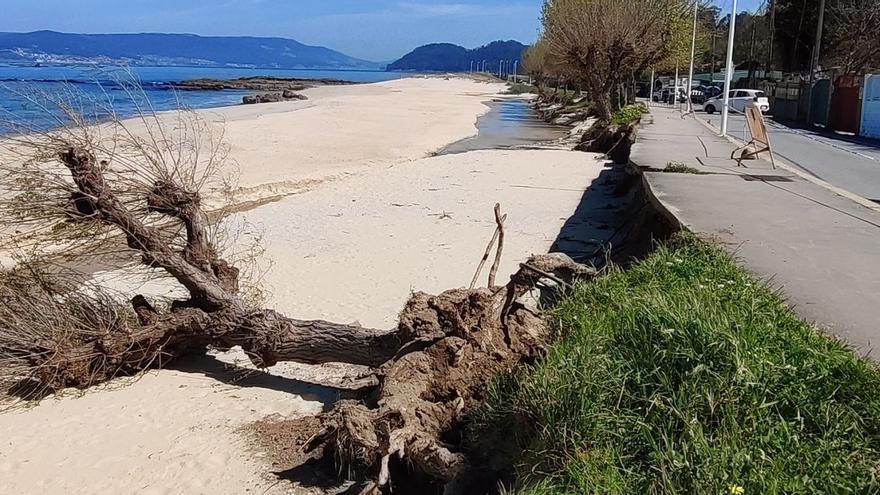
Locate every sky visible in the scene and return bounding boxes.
[1,0,767,62]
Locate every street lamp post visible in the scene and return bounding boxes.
[499,60,503,78]
[513,60,518,82]
[686,0,699,114]
[470,60,474,73]
[720,0,737,137]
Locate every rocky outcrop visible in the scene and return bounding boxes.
[242,92,309,104]
[175,76,350,92]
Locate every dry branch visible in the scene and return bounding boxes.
[469,203,508,290]
[487,203,506,288]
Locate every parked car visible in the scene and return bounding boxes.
[704,89,770,114]
[698,84,722,100]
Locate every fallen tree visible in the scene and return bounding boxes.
[0,102,596,492]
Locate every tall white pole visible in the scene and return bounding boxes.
[513,60,518,82]
[686,0,699,113]
[649,67,656,105]
[720,0,738,136]
[499,60,503,78]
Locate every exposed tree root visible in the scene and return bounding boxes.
[574,120,637,164]
[282,255,595,494]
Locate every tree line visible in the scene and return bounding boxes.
[522,0,880,122]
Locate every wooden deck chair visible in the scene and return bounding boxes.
[731,105,777,169]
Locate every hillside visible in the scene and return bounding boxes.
[387,40,526,72]
[0,31,381,70]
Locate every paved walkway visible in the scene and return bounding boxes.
[632,106,880,358]
[702,111,880,202]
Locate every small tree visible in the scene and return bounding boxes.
[541,0,690,120]
[522,38,551,92]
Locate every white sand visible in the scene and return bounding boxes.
[0,77,608,494]
[207,77,506,207]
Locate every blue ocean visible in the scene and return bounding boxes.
[0,65,404,133]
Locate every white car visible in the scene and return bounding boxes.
[704,89,770,114]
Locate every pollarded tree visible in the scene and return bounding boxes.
[541,0,691,120]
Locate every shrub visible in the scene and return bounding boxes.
[611,104,646,126]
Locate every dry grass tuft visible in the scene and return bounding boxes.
[0,262,138,403]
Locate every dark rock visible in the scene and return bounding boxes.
[282,90,308,100]
[176,76,349,92]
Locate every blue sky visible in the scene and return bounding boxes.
[1,0,766,62]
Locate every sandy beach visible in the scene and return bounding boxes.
[0,76,611,494]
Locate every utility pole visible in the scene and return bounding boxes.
[711,30,717,85]
[686,0,699,114]
[809,0,826,85]
[513,60,518,82]
[807,0,826,124]
[767,0,776,75]
[748,20,757,86]
[720,0,737,137]
[649,67,656,105]
[470,60,473,73]
[498,60,502,78]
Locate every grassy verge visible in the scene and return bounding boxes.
[506,83,539,95]
[470,234,880,494]
[664,161,705,174]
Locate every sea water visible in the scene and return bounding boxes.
[0,65,404,133]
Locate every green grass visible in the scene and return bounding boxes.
[611,104,647,126]
[664,162,705,174]
[506,83,539,95]
[470,234,880,494]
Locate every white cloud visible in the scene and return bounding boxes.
[396,2,529,17]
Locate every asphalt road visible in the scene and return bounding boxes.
[698,109,880,202]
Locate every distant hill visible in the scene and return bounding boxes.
[0,31,381,70]
[387,40,527,72]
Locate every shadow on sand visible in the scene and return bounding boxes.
[550,161,674,268]
[168,353,344,406]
